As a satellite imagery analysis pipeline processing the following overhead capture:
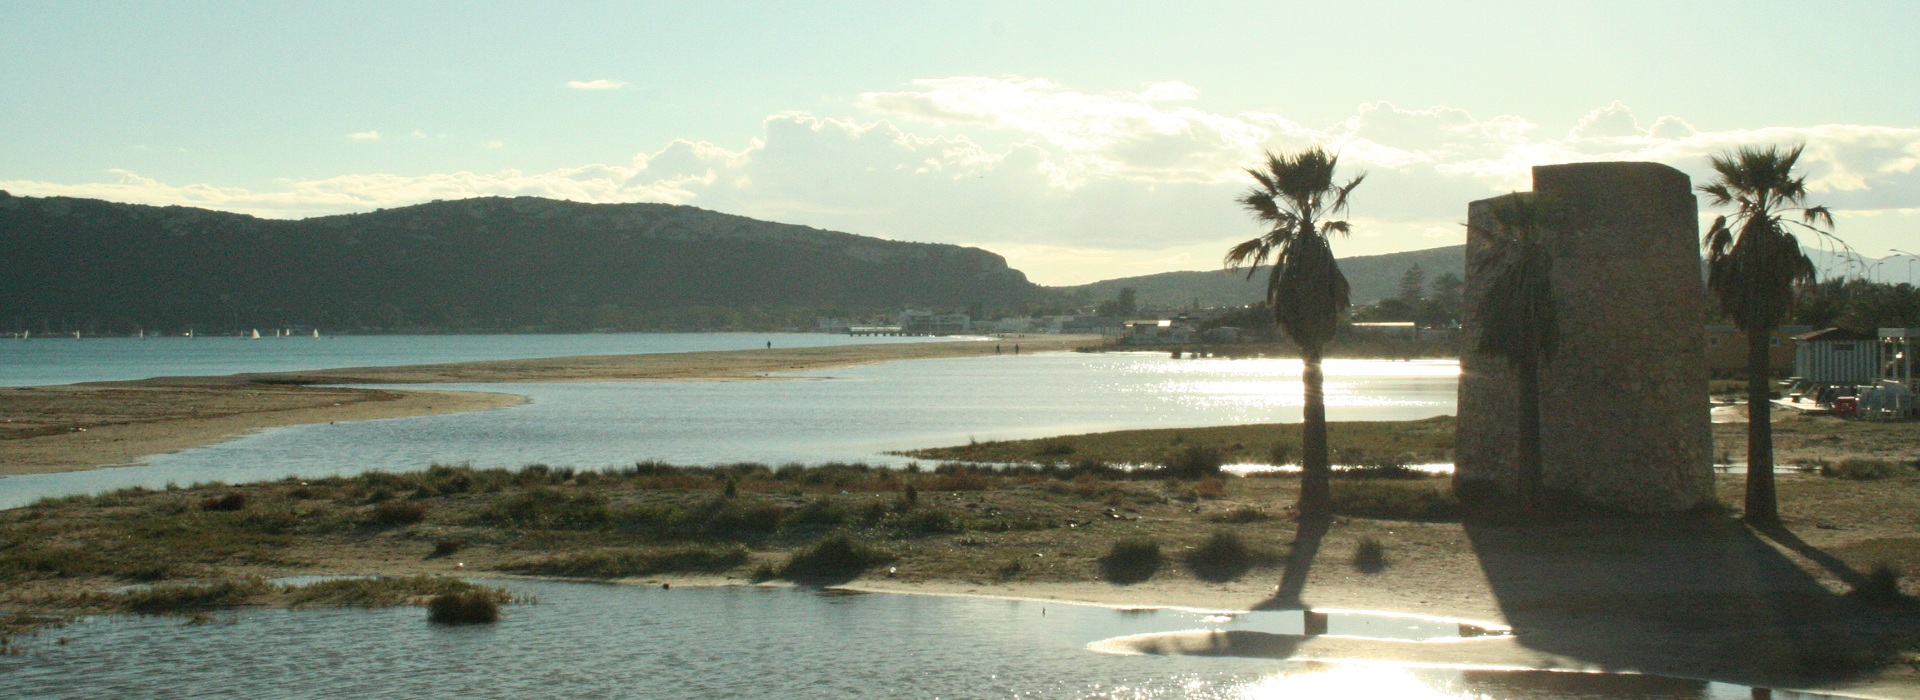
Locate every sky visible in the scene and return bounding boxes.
[3,1,1917,286]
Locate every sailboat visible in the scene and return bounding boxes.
[312,328,321,339]
[250,329,261,339]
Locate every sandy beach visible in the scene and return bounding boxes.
[0,336,1095,476]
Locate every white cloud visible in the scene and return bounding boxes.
[8,77,1920,284]
[346,130,381,141]
[566,79,627,90]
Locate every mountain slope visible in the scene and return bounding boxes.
[1062,245,1467,308]
[0,193,1043,332]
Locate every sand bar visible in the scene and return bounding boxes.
[0,336,1097,476]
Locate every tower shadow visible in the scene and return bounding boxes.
[1464,513,1917,688]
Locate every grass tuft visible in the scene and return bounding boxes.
[119,576,271,614]
[1205,507,1274,523]
[200,492,248,512]
[287,576,514,608]
[1184,530,1258,582]
[366,501,428,526]
[1332,480,1461,522]
[427,591,500,624]
[502,545,750,579]
[1353,537,1389,573]
[1163,445,1224,479]
[1848,563,1909,605]
[1098,537,1162,584]
[778,533,894,582]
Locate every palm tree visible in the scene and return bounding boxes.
[1471,193,1558,509]
[1699,144,1833,524]
[1225,148,1364,521]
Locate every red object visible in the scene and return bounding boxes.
[1832,396,1858,417]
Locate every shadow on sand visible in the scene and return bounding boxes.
[1464,513,1919,688]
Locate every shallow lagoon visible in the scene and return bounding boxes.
[0,354,1458,508]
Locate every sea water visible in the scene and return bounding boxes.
[0,332,956,387]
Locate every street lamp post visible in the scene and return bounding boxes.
[1892,249,1919,286]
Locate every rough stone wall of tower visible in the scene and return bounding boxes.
[1455,162,1714,512]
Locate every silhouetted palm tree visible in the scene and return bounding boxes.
[1225,148,1364,521]
[1700,144,1833,524]
[1471,193,1558,509]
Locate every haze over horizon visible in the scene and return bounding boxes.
[4,1,1916,285]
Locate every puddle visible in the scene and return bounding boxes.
[1090,607,1510,657]
[1092,607,1509,650]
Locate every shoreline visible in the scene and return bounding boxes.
[0,336,1097,477]
[3,462,1915,698]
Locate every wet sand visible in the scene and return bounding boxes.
[0,336,1096,476]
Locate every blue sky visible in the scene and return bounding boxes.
[4,1,1917,284]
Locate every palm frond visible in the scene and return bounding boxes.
[1226,147,1363,349]
[1700,142,1836,332]
[1800,205,1835,230]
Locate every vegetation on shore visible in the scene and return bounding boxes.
[0,444,1913,679]
[0,458,1483,638]
[900,416,1456,469]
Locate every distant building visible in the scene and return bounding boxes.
[1349,321,1419,339]
[899,310,970,335]
[1793,327,1878,385]
[1703,325,1807,377]
[1122,319,1194,345]
[1058,316,1124,335]
[1201,327,1240,343]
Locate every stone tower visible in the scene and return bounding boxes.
[1455,162,1714,512]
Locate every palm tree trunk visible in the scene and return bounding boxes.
[1298,346,1333,521]
[1744,331,1778,523]
[1517,353,1544,509]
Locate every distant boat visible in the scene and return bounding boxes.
[73,331,81,339]
[185,329,194,338]
[250,329,261,339]
[138,329,145,339]
[312,328,321,339]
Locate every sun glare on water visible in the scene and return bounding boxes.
[1231,664,1477,700]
